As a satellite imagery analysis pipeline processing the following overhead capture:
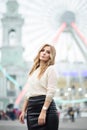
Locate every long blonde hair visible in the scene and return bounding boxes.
[29,44,56,78]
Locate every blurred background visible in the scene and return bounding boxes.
[0,0,87,122]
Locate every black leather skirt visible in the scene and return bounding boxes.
[26,95,59,130]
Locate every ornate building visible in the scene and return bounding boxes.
[0,0,29,110]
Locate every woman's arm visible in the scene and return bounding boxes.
[38,66,58,125]
[22,99,28,113]
[19,99,28,124]
[38,99,51,125]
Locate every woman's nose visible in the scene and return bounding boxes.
[43,51,46,54]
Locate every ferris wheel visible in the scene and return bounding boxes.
[16,0,87,78]
[16,0,87,63]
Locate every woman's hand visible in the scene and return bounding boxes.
[19,111,25,124]
[38,110,46,125]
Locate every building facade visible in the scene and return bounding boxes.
[0,0,30,110]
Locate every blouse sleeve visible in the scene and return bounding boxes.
[46,66,58,102]
[23,78,30,101]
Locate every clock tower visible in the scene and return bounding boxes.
[1,0,24,66]
[0,0,28,108]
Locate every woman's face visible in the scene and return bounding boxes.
[39,46,51,62]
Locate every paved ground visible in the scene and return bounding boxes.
[59,117,87,130]
[0,117,87,130]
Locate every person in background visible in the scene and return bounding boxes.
[76,105,80,118]
[19,43,59,130]
[68,106,75,122]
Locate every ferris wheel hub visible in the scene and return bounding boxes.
[61,11,75,26]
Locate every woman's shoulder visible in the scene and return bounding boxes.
[46,65,58,78]
[46,65,56,72]
[47,65,55,69]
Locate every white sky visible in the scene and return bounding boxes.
[0,0,87,62]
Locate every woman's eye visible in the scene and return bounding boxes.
[41,49,44,52]
[47,51,50,54]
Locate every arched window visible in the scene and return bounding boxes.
[8,29,17,46]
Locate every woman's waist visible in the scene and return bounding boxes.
[28,95,57,111]
[26,89,46,99]
[29,94,46,100]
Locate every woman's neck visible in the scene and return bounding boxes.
[39,61,46,67]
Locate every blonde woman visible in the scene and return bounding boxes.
[19,44,59,130]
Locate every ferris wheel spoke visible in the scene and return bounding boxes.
[71,22,87,47]
[52,23,67,44]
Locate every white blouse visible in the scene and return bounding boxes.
[24,65,58,102]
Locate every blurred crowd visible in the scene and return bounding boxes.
[0,103,86,122]
[57,104,85,122]
[0,104,21,120]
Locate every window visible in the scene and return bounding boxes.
[8,29,17,46]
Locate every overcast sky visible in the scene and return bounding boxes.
[0,0,87,62]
